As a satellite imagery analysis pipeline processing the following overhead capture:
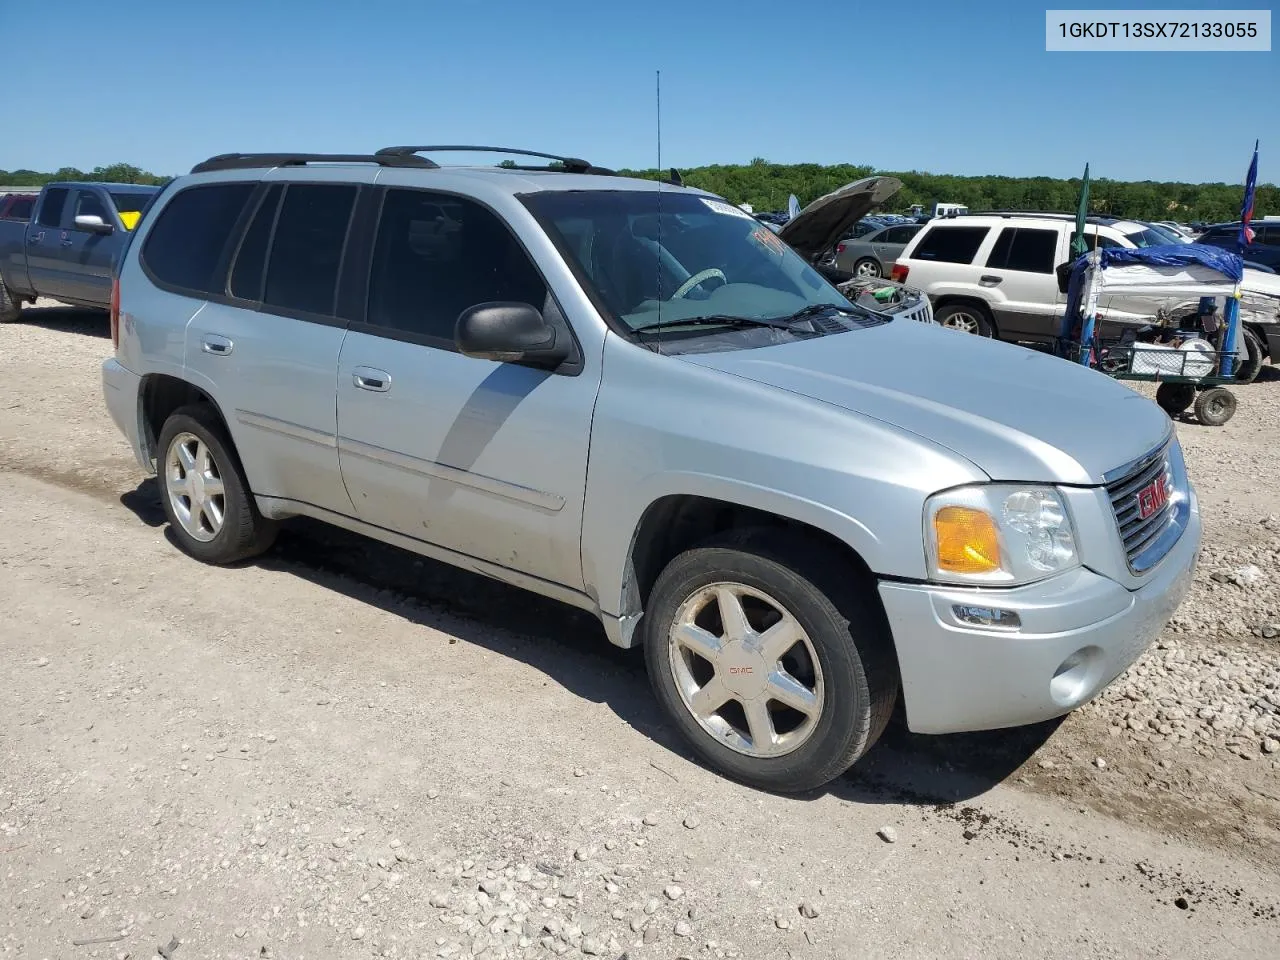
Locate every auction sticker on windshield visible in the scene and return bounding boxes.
[700,198,755,219]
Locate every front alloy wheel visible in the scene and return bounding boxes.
[669,583,824,758]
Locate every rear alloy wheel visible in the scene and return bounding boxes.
[157,404,277,564]
[1193,386,1237,426]
[644,530,898,793]
[853,258,882,279]
[935,303,993,337]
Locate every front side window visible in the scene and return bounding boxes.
[522,189,850,331]
[366,188,547,343]
[74,191,111,225]
[262,184,357,317]
[141,182,256,294]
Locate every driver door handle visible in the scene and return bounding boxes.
[352,367,391,393]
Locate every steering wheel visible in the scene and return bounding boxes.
[672,268,726,300]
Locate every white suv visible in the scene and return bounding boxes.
[890,213,1181,344]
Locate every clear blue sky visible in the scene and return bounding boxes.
[3,0,1276,185]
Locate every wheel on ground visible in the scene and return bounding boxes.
[0,281,21,322]
[642,529,898,793]
[1234,327,1264,384]
[1193,386,1236,426]
[934,303,993,337]
[853,257,882,279]
[1155,382,1196,417]
[156,403,277,563]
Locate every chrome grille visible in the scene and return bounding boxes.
[1106,444,1176,572]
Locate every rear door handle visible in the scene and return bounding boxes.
[27,233,42,244]
[352,366,391,392]
[979,274,1003,286]
[201,334,234,356]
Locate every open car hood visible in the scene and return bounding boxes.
[776,176,903,260]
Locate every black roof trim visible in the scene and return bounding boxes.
[190,152,437,174]
[375,145,615,176]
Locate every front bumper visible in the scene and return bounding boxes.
[878,497,1201,735]
[102,357,151,473]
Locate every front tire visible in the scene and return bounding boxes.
[156,404,277,564]
[1234,327,1264,384]
[643,530,898,793]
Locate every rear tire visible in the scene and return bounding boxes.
[935,303,993,337]
[853,258,882,279]
[642,529,898,793]
[0,281,21,322]
[1193,386,1236,426]
[1234,328,1264,384]
[1155,382,1196,417]
[156,404,277,564]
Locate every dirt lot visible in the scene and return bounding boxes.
[2,302,1279,960]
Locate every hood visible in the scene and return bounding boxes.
[777,176,903,260]
[679,322,1172,486]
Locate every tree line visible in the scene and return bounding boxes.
[620,158,1274,224]
[3,158,1272,224]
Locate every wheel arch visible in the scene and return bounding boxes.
[602,481,889,650]
[138,372,234,468]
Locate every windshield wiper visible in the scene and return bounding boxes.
[631,314,797,334]
[772,303,859,324]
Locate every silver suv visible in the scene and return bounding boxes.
[102,147,1202,792]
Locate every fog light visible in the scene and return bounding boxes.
[951,605,1022,629]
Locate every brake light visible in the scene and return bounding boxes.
[836,242,846,256]
[109,275,121,349]
[891,263,909,282]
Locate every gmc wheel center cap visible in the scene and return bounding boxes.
[720,643,768,698]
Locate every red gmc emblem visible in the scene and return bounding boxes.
[1136,478,1169,520]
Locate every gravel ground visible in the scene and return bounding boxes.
[2,302,1280,959]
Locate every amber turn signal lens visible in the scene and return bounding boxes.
[934,506,1001,574]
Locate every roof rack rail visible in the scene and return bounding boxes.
[374,145,616,176]
[190,152,438,174]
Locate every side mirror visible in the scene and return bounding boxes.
[455,302,569,369]
[74,214,114,235]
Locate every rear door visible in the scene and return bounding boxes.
[980,225,1064,341]
[25,187,74,298]
[178,177,367,515]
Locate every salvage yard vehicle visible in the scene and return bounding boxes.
[892,211,1279,382]
[103,147,1201,792]
[0,181,159,319]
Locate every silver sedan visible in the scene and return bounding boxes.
[834,222,923,278]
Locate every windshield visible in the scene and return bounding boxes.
[1118,226,1170,248]
[522,189,850,331]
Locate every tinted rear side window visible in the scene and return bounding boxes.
[141,183,256,294]
[911,225,989,264]
[37,188,68,227]
[229,185,283,302]
[986,227,1058,273]
[262,184,357,317]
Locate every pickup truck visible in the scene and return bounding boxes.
[0,181,160,320]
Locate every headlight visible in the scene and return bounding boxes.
[924,484,1079,585]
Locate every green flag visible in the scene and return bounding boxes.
[1070,163,1090,257]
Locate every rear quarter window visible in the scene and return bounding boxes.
[911,225,990,264]
[140,183,256,295]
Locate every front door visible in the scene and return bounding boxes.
[336,187,601,590]
[64,188,117,305]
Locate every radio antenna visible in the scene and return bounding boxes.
[655,69,663,341]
